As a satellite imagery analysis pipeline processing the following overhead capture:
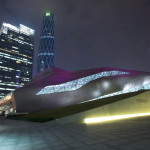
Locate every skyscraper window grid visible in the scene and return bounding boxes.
[0,22,34,98]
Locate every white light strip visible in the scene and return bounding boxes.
[0,22,34,36]
[20,24,34,36]
[40,35,54,39]
[84,113,150,124]
[36,71,129,95]
[5,88,15,91]
[3,22,19,32]
[0,54,32,64]
[38,53,54,56]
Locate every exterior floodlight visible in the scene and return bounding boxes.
[84,113,150,124]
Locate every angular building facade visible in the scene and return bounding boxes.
[1,67,150,117]
[37,12,54,73]
[0,22,34,98]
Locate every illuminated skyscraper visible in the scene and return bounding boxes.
[0,22,34,98]
[37,12,54,73]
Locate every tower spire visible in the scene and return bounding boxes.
[37,12,54,73]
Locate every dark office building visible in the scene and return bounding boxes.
[0,22,34,98]
[37,12,54,73]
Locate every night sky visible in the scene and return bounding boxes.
[0,0,150,76]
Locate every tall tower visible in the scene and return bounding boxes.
[37,12,54,73]
[0,22,34,98]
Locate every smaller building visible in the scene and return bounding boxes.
[0,22,34,98]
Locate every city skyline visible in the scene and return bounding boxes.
[0,0,150,76]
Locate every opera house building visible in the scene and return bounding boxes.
[1,67,150,123]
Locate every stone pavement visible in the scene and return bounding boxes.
[0,117,150,150]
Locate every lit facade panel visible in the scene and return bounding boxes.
[37,12,54,73]
[1,67,150,115]
[0,22,34,98]
[11,67,150,114]
[37,71,129,95]
[80,82,150,104]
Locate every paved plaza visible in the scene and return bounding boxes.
[0,117,150,150]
